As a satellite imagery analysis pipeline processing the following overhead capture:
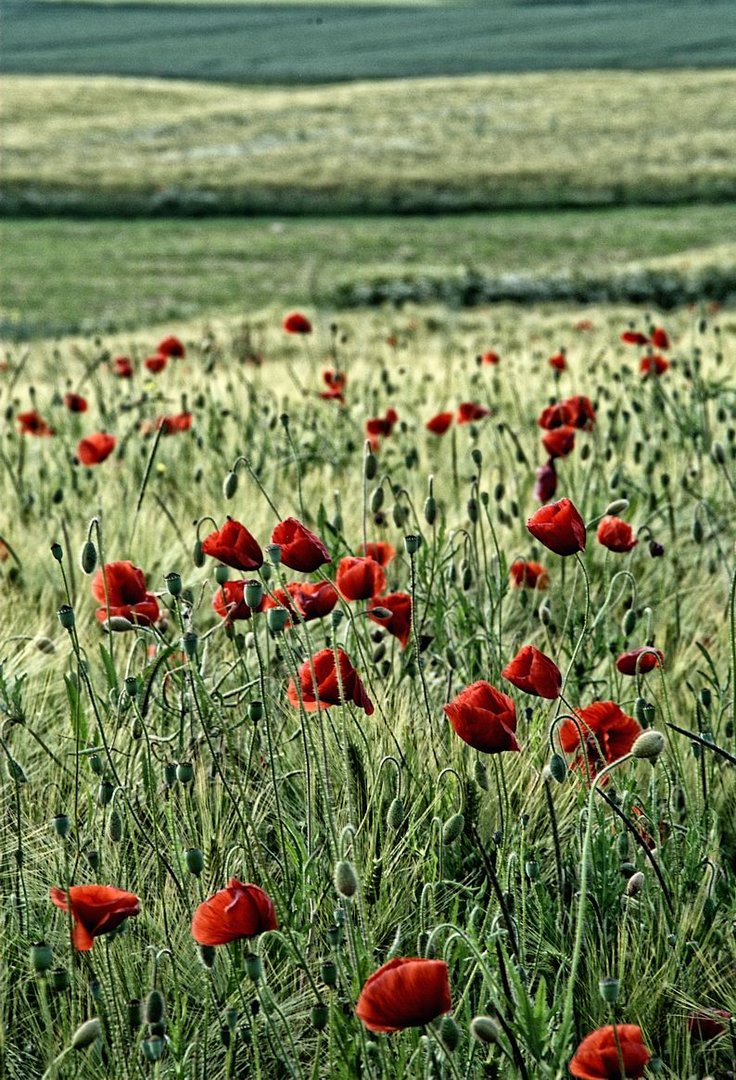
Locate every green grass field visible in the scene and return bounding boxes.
[3,205,736,339]
[5,72,736,216]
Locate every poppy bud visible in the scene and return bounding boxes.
[86,849,100,871]
[192,539,205,568]
[622,608,637,636]
[635,698,655,727]
[214,564,229,586]
[424,495,437,525]
[97,779,114,806]
[52,812,71,838]
[626,871,645,896]
[631,730,665,762]
[144,989,166,1026]
[700,687,712,710]
[164,762,177,788]
[462,564,472,590]
[267,607,288,633]
[334,860,359,898]
[548,753,567,783]
[80,541,97,575]
[182,631,198,658]
[438,1016,460,1051]
[51,967,70,992]
[223,471,238,499]
[30,941,53,973]
[373,642,386,663]
[605,499,630,516]
[142,1036,165,1062]
[370,487,384,513]
[442,813,465,845]
[51,542,64,562]
[244,580,263,608]
[474,759,489,791]
[71,1018,101,1051]
[198,944,216,969]
[244,953,263,981]
[108,809,123,842]
[128,999,142,1032]
[387,797,405,830]
[599,976,620,1003]
[471,1016,500,1044]
[649,540,664,558]
[176,762,194,784]
[364,448,378,480]
[57,604,76,631]
[165,572,182,597]
[249,700,263,723]
[393,503,409,527]
[692,517,704,544]
[186,847,204,876]
[711,442,726,465]
[312,1003,329,1031]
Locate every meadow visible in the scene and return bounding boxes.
[1,300,735,1078]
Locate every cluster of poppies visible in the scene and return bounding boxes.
[620,323,671,376]
[425,401,492,436]
[534,394,596,503]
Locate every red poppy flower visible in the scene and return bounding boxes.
[534,459,558,503]
[564,395,596,431]
[158,412,193,434]
[144,353,168,374]
[77,432,116,466]
[191,879,277,946]
[481,350,500,365]
[290,580,339,621]
[527,498,586,556]
[283,312,312,334]
[212,580,264,623]
[271,517,330,573]
[542,426,575,459]
[366,408,399,438]
[501,645,561,700]
[91,561,160,626]
[287,648,374,715]
[426,411,454,435]
[559,701,642,779]
[17,410,54,436]
[322,369,346,391]
[509,560,549,590]
[569,1024,650,1078]
[202,519,263,572]
[687,1009,732,1042]
[640,354,669,376]
[616,646,663,676]
[355,958,451,1033]
[457,402,491,424]
[359,541,395,567]
[112,356,134,378]
[548,351,566,371]
[63,392,88,413]
[336,556,386,601]
[50,884,140,951]
[157,335,185,358]
[597,516,637,553]
[538,401,573,430]
[367,591,412,648]
[443,681,519,754]
[650,327,670,350]
[620,330,649,346]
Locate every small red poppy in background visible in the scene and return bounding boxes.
[50,884,140,951]
[283,312,312,334]
[443,681,519,754]
[559,701,642,779]
[355,958,451,1033]
[687,1009,732,1042]
[650,326,670,350]
[597,516,637,553]
[112,355,134,378]
[426,411,454,435]
[212,580,263,624]
[366,408,399,438]
[502,645,561,700]
[368,591,412,648]
[63,392,88,413]
[271,517,330,573]
[91,561,160,626]
[534,459,558,503]
[621,330,649,346]
[564,395,596,431]
[538,401,571,430]
[569,1024,650,1079]
[359,541,395,567]
[542,426,575,459]
[158,412,193,434]
[575,319,594,332]
[548,350,567,371]
[457,402,491,424]
[144,353,168,374]
[289,580,339,621]
[322,369,346,392]
[77,432,116,466]
[509,560,549,590]
[202,519,263,572]
[287,648,374,715]
[640,354,669,376]
[616,646,663,676]
[157,334,185,358]
[481,350,500,365]
[191,879,277,946]
[17,410,54,436]
[336,556,386,601]
[527,498,586,556]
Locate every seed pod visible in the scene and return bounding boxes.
[142,1036,165,1062]
[163,762,177,788]
[404,534,422,556]
[52,813,71,838]
[80,541,97,575]
[442,813,465,845]
[267,607,288,633]
[185,847,204,876]
[176,762,194,784]
[244,953,263,981]
[599,976,620,1003]
[244,580,263,608]
[249,700,263,723]
[181,631,198,658]
[311,1003,329,1031]
[57,605,76,631]
[30,941,53,974]
[164,572,182,597]
[51,967,70,992]
[97,779,114,806]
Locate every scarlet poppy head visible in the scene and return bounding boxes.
[144,354,168,374]
[569,1024,650,1079]
[527,498,586,557]
[113,356,133,378]
[359,541,395,567]
[563,395,596,431]
[191,879,277,946]
[77,433,116,466]
[621,330,649,346]
[63,392,88,413]
[157,412,193,435]
[597,516,637,553]
[616,646,663,676]
[289,580,339,622]
[17,410,54,436]
[323,369,347,391]
[426,411,453,435]
[355,958,451,1033]
[509,560,549,590]
[336,556,386,602]
[157,334,185,358]
[271,517,330,573]
[457,402,491,424]
[687,1008,732,1042]
[443,681,519,754]
[201,519,263,573]
[481,351,500,365]
[50,884,140,951]
[367,591,412,648]
[287,648,373,715]
[542,426,575,459]
[559,701,642,779]
[501,645,561,700]
[640,354,669,376]
[91,561,160,626]
[283,312,312,334]
[650,326,670,350]
[548,351,566,371]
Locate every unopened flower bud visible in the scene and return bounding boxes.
[164,762,177,788]
[71,1018,101,1051]
[198,944,216,969]
[442,813,465,845]
[223,471,238,499]
[438,1015,460,1051]
[103,616,136,633]
[548,753,567,784]
[622,608,637,636]
[474,759,489,791]
[387,797,405,830]
[605,499,630,516]
[185,847,204,876]
[711,442,726,465]
[142,1035,165,1061]
[635,698,655,727]
[51,967,70,992]
[249,700,263,723]
[631,730,665,762]
[424,495,437,525]
[144,989,166,1025]
[192,538,205,568]
[626,871,645,896]
[334,860,359,898]
[471,1016,500,1044]
[97,779,114,806]
[108,808,123,843]
[51,542,64,562]
[364,447,378,480]
[80,541,97,575]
